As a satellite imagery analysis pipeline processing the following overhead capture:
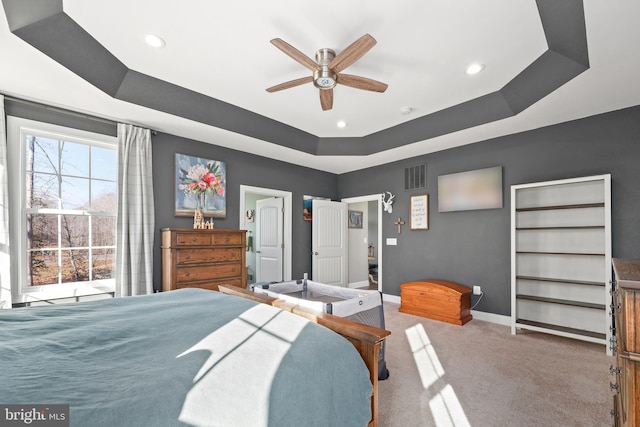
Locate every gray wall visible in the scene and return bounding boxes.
[338,105,640,316]
[150,133,338,291]
[7,98,640,318]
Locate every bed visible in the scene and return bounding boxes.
[0,287,389,426]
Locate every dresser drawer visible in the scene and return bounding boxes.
[175,232,213,246]
[174,231,243,246]
[212,233,243,245]
[176,263,243,283]
[176,248,242,265]
[618,288,640,354]
[617,356,640,426]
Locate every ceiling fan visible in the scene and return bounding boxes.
[266,34,388,111]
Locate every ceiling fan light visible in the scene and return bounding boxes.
[144,33,166,48]
[466,63,484,75]
[313,68,337,90]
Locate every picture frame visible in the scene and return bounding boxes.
[303,195,330,221]
[410,194,429,230]
[348,210,363,229]
[175,153,226,218]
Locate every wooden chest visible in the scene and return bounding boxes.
[161,228,247,292]
[399,280,472,325]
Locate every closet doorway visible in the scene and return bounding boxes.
[239,185,292,284]
[342,194,382,292]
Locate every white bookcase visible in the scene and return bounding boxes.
[510,174,612,354]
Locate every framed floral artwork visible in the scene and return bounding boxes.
[175,153,226,217]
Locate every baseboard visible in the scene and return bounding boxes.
[382,293,401,304]
[470,310,511,326]
[348,280,369,289]
[385,293,510,326]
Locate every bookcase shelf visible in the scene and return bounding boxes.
[516,294,605,310]
[515,202,605,212]
[511,175,612,353]
[515,319,606,340]
[516,251,605,256]
[516,226,604,231]
[515,275,604,287]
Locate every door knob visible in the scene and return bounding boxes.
[256,250,261,254]
[314,251,319,255]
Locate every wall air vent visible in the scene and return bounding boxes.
[404,164,426,191]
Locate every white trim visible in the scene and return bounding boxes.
[7,116,117,303]
[383,293,401,304]
[342,194,383,292]
[472,310,511,326]
[239,185,292,281]
[510,183,517,335]
[348,280,368,289]
[389,295,511,326]
[510,173,612,190]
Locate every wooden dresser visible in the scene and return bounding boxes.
[611,258,640,426]
[161,228,247,292]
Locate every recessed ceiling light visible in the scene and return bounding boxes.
[144,33,166,48]
[466,63,485,75]
[337,120,347,128]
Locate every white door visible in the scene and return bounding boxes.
[312,200,347,286]
[256,197,283,282]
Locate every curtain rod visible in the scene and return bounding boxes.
[3,95,157,135]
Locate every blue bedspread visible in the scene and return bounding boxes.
[0,289,372,426]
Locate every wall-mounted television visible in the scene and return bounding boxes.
[437,166,503,212]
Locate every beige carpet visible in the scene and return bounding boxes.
[378,302,613,427]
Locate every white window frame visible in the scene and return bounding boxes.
[7,116,117,303]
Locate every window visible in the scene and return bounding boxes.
[8,117,117,303]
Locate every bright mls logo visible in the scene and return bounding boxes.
[0,405,69,426]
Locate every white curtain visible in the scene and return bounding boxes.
[0,95,11,308]
[115,124,155,297]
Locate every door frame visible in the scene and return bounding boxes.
[239,185,292,281]
[341,194,382,292]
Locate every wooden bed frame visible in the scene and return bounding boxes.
[218,285,390,427]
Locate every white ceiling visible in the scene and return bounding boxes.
[1,0,639,173]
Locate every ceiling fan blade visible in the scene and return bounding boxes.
[329,34,377,73]
[337,74,388,93]
[270,38,320,72]
[319,89,333,111]
[266,76,313,93]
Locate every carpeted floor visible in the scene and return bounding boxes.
[378,302,614,427]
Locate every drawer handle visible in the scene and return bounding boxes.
[225,238,230,242]
[185,272,190,277]
[185,255,191,260]
[191,237,198,242]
